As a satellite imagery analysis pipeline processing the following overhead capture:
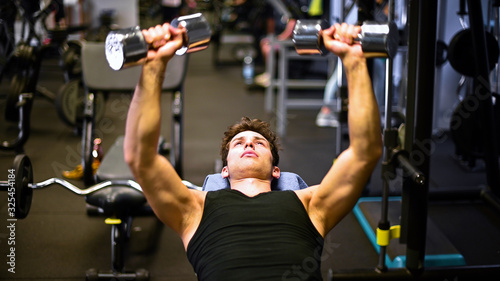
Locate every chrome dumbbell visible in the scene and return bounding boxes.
[292,20,399,58]
[105,13,212,70]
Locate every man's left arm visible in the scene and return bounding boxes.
[304,24,383,237]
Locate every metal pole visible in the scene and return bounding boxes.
[377,0,395,272]
[402,0,437,275]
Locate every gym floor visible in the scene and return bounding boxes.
[1,37,500,280]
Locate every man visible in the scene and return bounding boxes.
[124,22,382,280]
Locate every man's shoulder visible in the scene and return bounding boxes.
[294,185,319,203]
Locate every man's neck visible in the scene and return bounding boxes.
[229,178,272,197]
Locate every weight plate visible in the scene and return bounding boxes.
[4,74,28,123]
[448,29,500,77]
[55,79,105,128]
[55,79,83,126]
[61,42,82,81]
[12,154,33,219]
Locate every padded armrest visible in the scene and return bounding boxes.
[202,172,308,192]
[95,136,134,181]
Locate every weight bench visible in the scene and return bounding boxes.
[79,41,188,280]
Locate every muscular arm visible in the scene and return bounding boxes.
[306,24,383,236]
[123,24,204,242]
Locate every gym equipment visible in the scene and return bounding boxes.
[4,43,38,123]
[63,40,188,279]
[60,40,83,82]
[79,41,189,185]
[1,154,164,281]
[353,197,465,268]
[0,92,33,154]
[292,20,399,58]
[0,154,144,219]
[1,0,89,152]
[1,154,33,219]
[448,0,500,171]
[331,0,500,280]
[55,79,106,130]
[448,28,500,77]
[105,13,212,70]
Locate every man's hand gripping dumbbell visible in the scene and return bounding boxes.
[105,13,212,70]
[293,20,398,58]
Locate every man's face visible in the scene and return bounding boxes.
[222,130,277,180]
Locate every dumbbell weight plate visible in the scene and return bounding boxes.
[105,26,148,71]
[359,21,399,59]
[12,154,33,219]
[292,19,330,55]
[55,79,105,128]
[171,13,212,56]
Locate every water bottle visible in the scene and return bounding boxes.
[242,55,254,85]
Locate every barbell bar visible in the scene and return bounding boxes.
[0,154,200,219]
[292,19,399,58]
[0,154,143,219]
[105,13,212,71]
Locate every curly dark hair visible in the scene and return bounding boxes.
[220,117,281,167]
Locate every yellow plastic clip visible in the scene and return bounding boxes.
[376,225,401,246]
[105,218,122,225]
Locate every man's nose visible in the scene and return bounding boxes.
[245,140,254,149]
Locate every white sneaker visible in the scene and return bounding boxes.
[316,106,339,128]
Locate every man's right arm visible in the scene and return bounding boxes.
[123,24,204,243]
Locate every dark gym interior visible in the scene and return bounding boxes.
[1,0,500,280]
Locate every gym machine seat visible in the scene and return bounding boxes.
[79,41,189,280]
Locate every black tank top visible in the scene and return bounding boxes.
[187,189,324,281]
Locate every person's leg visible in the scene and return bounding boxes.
[316,63,340,127]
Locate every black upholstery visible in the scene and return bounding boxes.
[85,186,147,217]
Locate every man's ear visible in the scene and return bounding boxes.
[221,166,229,178]
[272,166,280,179]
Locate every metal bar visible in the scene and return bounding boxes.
[171,89,184,178]
[31,178,143,195]
[265,35,276,113]
[277,43,288,136]
[376,0,396,272]
[402,0,437,275]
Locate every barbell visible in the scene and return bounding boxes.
[292,19,399,58]
[105,13,212,71]
[0,154,142,219]
[0,154,200,219]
